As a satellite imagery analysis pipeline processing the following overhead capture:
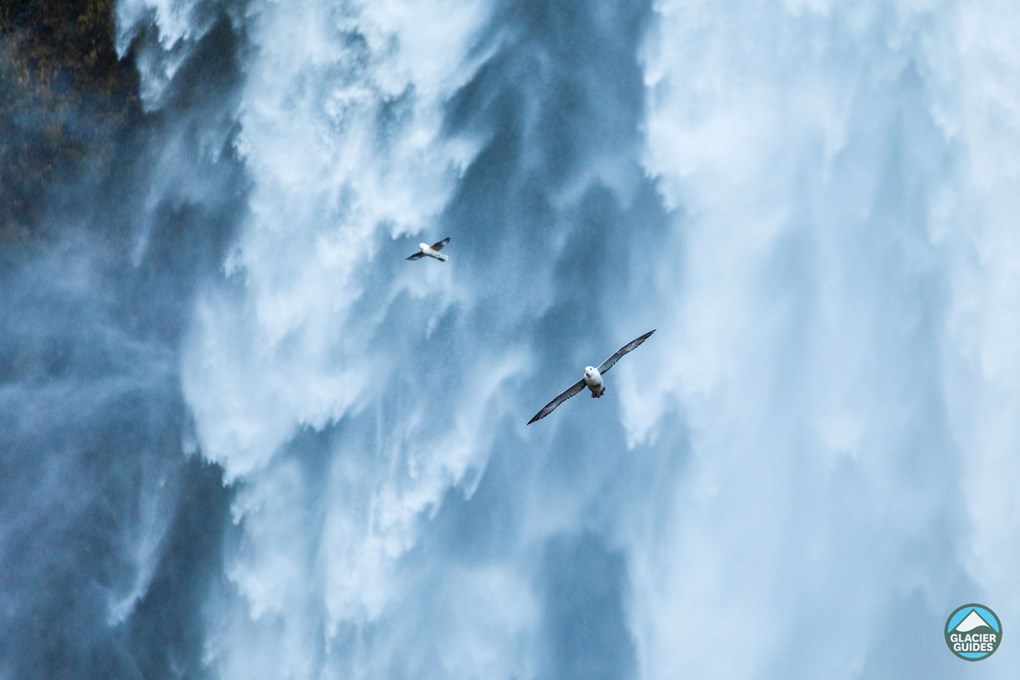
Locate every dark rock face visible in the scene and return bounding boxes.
[1,0,140,243]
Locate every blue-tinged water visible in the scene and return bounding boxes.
[3,0,1019,677]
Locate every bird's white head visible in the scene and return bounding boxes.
[418,242,429,251]
[584,366,595,375]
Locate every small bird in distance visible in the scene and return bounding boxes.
[528,329,656,425]
[407,237,451,262]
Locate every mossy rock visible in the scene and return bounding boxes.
[1,0,140,244]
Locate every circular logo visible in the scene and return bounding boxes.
[945,604,1002,661]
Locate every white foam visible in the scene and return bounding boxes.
[629,0,1020,677]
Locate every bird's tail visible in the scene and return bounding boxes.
[435,253,448,262]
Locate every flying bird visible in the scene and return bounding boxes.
[527,329,656,425]
[407,237,451,262]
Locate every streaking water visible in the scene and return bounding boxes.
[636,3,1020,677]
[3,0,1020,677]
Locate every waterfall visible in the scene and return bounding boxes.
[633,3,1020,676]
[3,0,1019,677]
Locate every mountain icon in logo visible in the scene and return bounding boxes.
[955,609,994,633]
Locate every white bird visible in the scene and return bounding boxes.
[407,237,451,262]
[527,329,656,425]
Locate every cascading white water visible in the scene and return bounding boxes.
[100,0,1020,677]
[632,2,1020,677]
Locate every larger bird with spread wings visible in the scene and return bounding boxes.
[407,237,451,262]
[527,329,655,425]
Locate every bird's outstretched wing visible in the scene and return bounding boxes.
[406,252,426,261]
[431,237,451,251]
[528,378,586,425]
[597,329,656,375]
